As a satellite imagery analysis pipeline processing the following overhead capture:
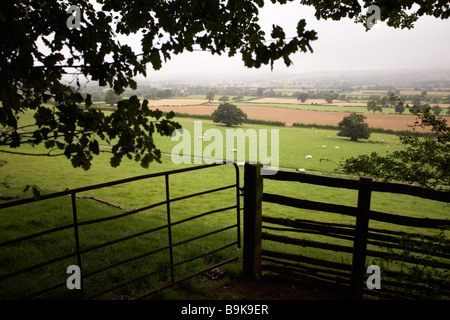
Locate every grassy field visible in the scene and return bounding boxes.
[1,113,448,299]
[153,117,404,172]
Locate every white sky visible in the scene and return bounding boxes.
[146,2,450,81]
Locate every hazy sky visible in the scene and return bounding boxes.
[146,2,450,80]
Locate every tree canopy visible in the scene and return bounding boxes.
[1,0,448,170]
[212,103,248,127]
[341,109,450,188]
[367,96,383,113]
[104,89,121,106]
[337,113,371,142]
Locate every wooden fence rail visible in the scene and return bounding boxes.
[243,163,450,299]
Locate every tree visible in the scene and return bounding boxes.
[431,105,443,116]
[212,103,248,127]
[104,89,121,106]
[394,100,406,114]
[218,96,230,103]
[1,1,447,170]
[411,95,422,106]
[155,89,173,99]
[206,91,215,102]
[337,113,371,142]
[232,95,244,102]
[341,109,450,188]
[367,96,383,113]
[409,103,430,115]
[297,92,309,102]
[256,88,265,97]
[323,93,333,104]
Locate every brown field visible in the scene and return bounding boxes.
[149,104,447,132]
[249,97,367,107]
[146,98,206,106]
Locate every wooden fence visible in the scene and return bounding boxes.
[243,163,450,299]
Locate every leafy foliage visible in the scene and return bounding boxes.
[341,108,450,188]
[1,0,448,170]
[212,103,248,127]
[367,96,383,113]
[206,91,215,102]
[337,113,371,142]
[378,230,450,299]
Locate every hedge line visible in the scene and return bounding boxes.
[292,122,432,137]
[89,106,429,136]
[172,112,286,127]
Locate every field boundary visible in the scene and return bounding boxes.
[243,163,450,299]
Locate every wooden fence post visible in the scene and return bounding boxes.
[351,176,372,299]
[243,163,263,279]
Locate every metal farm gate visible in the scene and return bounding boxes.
[0,163,241,300]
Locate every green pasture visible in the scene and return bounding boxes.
[155,117,404,172]
[1,113,448,299]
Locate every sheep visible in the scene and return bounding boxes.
[198,136,204,139]
[297,168,306,174]
[231,148,237,152]
[335,146,340,149]
[305,155,312,160]
[236,161,245,167]
[322,145,326,149]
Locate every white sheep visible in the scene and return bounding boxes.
[236,162,245,167]
[305,155,312,160]
[322,145,326,149]
[335,146,340,149]
[198,136,204,139]
[231,148,237,152]
[297,168,306,174]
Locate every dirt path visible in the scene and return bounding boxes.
[206,276,347,300]
[150,105,435,132]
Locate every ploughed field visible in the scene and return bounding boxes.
[148,103,435,131]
